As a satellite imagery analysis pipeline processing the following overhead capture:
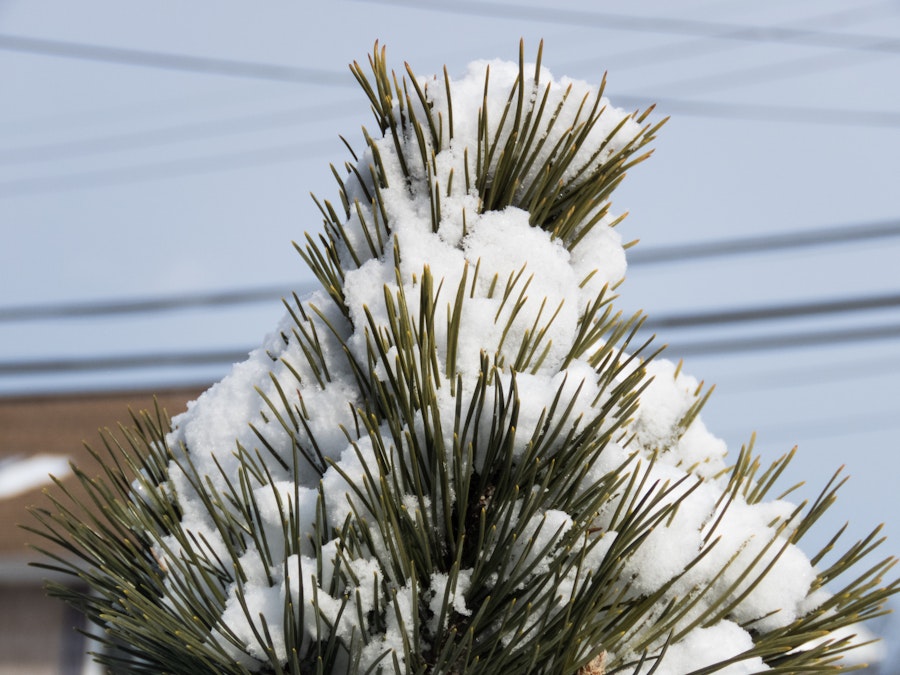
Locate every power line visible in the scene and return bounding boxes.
[4,285,900,329]
[0,33,353,86]
[629,219,900,265]
[2,94,895,186]
[3,2,900,95]
[622,4,900,96]
[670,322,900,357]
[641,49,885,98]
[3,220,900,322]
[644,292,900,330]
[0,100,358,165]
[719,408,900,444]
[2,320,899,377]
[0,138,341,198]
[1,97,898,199]
[0,85,288,137]
[10,5,882,140]
[0,40,896,184]
[399,0,900,117]
[614,94,900,128]
[0,284,310,323]
[0,350,251,376]
[561,2,900,72]
[712,355,900,394]
[350,0,900,55]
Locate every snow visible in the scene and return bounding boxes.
[139,55,884,673]
[0,454,70,499]
[653,621,766,675]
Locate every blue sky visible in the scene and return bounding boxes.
[2,0,900,649]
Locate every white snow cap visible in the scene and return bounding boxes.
[155,53,877,673]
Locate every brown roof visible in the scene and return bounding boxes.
[0,387,204,561]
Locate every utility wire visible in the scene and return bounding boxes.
[1,7,898,155]
[3,220,900,322]
[2,41,899,175]
[0,85,290,137]
[629,219,900,265]
[3,319,899,377]
[561,1,899,72]
[711,355,900,394]
[596,17,894,104]
[0,90,896,176]
[670,322,900,357]
[12,6,883,139]
[0,33,354,86]
[0,350,251,376]
[0,100,359,165]
[639,49,885,98]
[390,0,900,109]
[614,94,900,128]
[644,292,900,331]
[621,3,900,96]
[0,138,341,198]
[3,2,900,92]
[1,99,898,198]
[3,92,898,175]
[0,7,898,147]
[350,0,900,55]
[0,284,310,323]
[4,285,900,328]
[720,408,900,445]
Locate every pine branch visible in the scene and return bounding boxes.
[26,41,898,675]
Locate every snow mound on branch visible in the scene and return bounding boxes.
[156,58,841,673]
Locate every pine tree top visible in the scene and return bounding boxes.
[30,41,898,675]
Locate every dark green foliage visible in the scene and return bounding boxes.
[28,42,898,675]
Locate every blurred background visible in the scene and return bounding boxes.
[1,0,898,672]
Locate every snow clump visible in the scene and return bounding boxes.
[152,56,848,673]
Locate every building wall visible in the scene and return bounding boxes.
[0,388,202,674]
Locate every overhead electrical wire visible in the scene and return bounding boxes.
[710,355,900,394]
[628,219,900,265]
[0,100,359,165]
[670,322,900,357]
[3,319,900,377]
[2,3,899,92]
[0,92,894,183]
[0,97,893,190]
[5,4,886,144]
[3,219,900,322]
[0,1,896,162]
[0,20,898,181]
[0,24,900,135]
[1,12,898,390]
[0,284,307,322]
[3,285,900,328]
[620,3,900,96]
[3,10,900,87]
[718,409,900,446]
[560,1,899,71]
[349,0,900,55]
[0,95,898,198]
[639,49,887,98]
[643,291,900,330]
[0,85,297,137]
[3,93,897,176]
[614,94,900,128]
[0,350,251,376]
[0,138,341,198]
[0,33,354,86]
[353,0,900,116]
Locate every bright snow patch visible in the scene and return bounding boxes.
[0,454,70,499]
[143,55,882,674]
